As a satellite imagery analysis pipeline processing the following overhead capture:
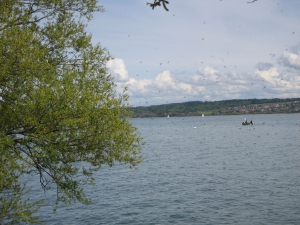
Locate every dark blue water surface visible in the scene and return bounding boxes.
[31,114,300,224]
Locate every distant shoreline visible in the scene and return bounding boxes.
[130,98,300,118]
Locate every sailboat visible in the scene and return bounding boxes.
[202,114,204,117]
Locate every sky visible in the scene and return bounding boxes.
[87,0,300,106]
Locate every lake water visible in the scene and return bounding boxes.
[31,114,300,224]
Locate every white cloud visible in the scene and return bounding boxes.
[154,71,177,90]
[106,58,129,82]
[153,71,197,95]
[255,67,280,86]
[193,66,219,82]
[280,51,300,69]
[125,78,153,93]
[202,66,219,77]
[111,57,299,106]
[278,43,300,70]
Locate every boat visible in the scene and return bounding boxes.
[202,114,204,117]
[242,118,253,125]
[167,115,169,118]
[242,122,253,125]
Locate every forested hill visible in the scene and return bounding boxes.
[129,98,300,118]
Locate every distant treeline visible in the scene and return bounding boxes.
[129,98,300,118]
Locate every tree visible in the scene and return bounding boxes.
[0,0,143,223]
[147,0,169,11]
[146,0,259,11]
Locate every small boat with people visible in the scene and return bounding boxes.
[242,118,253,125]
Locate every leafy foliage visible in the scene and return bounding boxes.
[0,0,143,223]
[147,0,169,11]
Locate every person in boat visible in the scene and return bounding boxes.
[250,120,253,125]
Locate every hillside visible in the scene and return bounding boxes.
[129,98,300,118]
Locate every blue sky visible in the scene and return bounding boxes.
[87,0,300,106]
